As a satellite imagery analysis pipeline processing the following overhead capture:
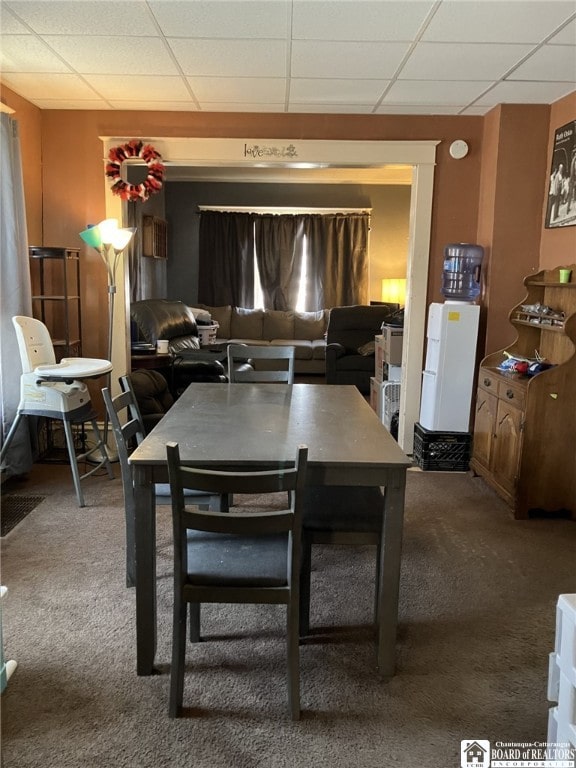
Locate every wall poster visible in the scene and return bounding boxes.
[545,119,576,228]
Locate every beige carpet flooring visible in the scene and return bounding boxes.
[1,462,575,768]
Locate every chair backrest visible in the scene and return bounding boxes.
[120,371,173,432]
[166,441,308,578]
[102,385,146,513]
[227,344,295,384]
[12,315,56,372]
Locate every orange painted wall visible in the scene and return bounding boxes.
[539,91,576,270]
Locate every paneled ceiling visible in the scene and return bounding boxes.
[1,0,575,115]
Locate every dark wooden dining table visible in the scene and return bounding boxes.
[129,382,411,677]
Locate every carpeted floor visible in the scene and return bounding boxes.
[1,463,575,768]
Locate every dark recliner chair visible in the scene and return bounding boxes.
[325,304,399,394]
[130,299,227,394]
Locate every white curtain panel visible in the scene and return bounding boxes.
[0,113,33,475]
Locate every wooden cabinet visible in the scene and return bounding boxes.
[470,265,576,519]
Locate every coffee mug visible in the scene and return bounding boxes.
[157,339,169,354]
[559,268,572,284]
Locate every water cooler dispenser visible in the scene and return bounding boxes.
[415,244,483,468]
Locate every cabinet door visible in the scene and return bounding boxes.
[492,400,523,496]
[472,388,497,468]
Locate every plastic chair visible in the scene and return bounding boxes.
[0,316,113,507]
[102,376,225,588]
[299,486,384,637]
[227,344,295,384]
[166,441,308,720]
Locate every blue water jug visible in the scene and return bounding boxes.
[441,243,484,301]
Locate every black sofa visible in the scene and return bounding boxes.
[325,304,399,394]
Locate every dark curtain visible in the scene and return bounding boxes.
[198,211,255,306]
[253,215,305,310]
[304,213,370,308]
[197,210,369,311]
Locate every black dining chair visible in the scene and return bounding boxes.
[102,379,224,588]
[227,344,295,384]
[166,441,308,720]
[299,485,385,637]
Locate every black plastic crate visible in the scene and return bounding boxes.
[413,422,472,471]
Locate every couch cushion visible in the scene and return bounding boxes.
[271,339,312,360]
[231,307,264,339]
[170,335,200,353]
[294,310,328,341]
[201,305,232,338]
[263,310,295,340]
[311,339,326,360]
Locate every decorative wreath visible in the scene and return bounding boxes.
[105,140,165,202]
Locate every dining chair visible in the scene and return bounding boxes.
[166,441,308,720]
[102,380,224,588]
[227,344,295,384]
[299,485,385,637]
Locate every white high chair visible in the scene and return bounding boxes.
[0,316,114,507]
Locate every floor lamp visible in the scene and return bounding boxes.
[79,219,136,447]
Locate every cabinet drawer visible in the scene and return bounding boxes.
[478,369,498,393]
[497,380,526,410]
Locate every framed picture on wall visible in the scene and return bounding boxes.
[545,119,576,228]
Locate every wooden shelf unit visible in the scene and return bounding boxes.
[470,265,576,519]
[29,246,82,360]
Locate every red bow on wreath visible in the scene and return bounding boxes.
[105,140,165,202]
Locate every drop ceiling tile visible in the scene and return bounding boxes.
[475,80,576,105]
[197,102,286,112]
[290,78,388,103]
[84,75,192,101]
[0,72,101,99]
[186,77,286,102]
[0,34,70,73]
[4,1,157,35]
[507,44,576,82]
[291,40,410,79]
[384,79,494,105]
[288,103,374,113]
[0,7,29,33]
[400,42,534,80]
[548,19,576,45]
[292,0,435,41]
[422,0,576,44]
[30,99,112,110]
[170,38,287,77]
[374,104,464,115]
[43,35,178,75]
[148,0,290,38]
[108,101,199,111]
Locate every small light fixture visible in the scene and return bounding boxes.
[381,278,406,307]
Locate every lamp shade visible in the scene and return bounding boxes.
[110,227,136,251]
[98,218,120,245]
[79,225,102,249]
[381,278,406,306]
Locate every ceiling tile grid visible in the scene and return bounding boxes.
[0,0,574,114]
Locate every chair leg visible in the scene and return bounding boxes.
[299,533,312,637]
[169,595,188,717]
[287,599,301,720]
[89,418,114,480]
[189,603,200,643]
[0,412,24,467]
[62,419,85,508]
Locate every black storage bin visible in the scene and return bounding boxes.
[413,422,472,471]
